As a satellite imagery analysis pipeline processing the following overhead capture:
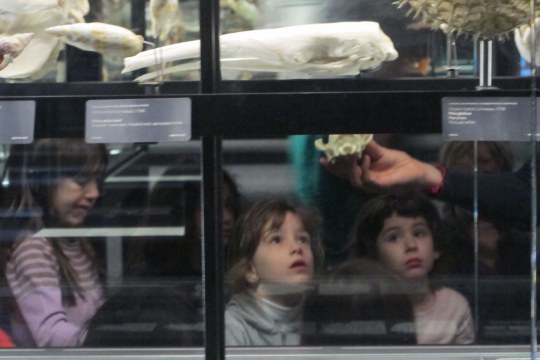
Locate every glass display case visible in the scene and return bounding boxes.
[0,0,538,359]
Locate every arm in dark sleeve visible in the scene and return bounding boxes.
[437,160,533,230]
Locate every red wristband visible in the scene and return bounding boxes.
[428,163,447,197]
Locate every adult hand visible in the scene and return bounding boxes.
[320,140,443,193]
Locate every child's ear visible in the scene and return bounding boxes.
[433,251,441,260]
[244,263,259,285]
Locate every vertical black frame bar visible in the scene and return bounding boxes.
[199,0,224,360]
[529,1,538,358]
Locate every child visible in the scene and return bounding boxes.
[225,199,324,346]
[350,189,475,344]
[0,139,107,347]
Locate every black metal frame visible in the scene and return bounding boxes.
[0,1,537,357]
[0,78,533,138]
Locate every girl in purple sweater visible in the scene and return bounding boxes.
[0,139,107,347]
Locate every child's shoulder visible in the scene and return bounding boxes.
[12,234,52,256]
[435,286,470,307]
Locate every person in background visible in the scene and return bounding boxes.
[320,139,533,230]
[350,189,474,344]
[437,141,529,276]
[97,167,243,347]
[0,139,107,347]
[437,141,531,343]
[225,199,324,346]
[125,168,243,278]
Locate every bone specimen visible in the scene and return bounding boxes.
[514,18,540,66]
[150,0,185,45]
[220,0,260,32]
[0,0,59,14]
[0,33,33,71]
[0,7,66,80]
[0,0,91,80]
[123,21,398,82]
[46,22,143,57]
[314,134,374,160]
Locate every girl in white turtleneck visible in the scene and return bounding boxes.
[224,199,324,346]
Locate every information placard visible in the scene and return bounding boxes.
[85,98,191,143]
[442,97,532,141]
[0,100,35,144]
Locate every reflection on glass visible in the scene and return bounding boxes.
[86,142,208,347]
[231,135,531,347]
[0,136,534,350]
[0,139,107,347]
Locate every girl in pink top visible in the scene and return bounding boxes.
[351,190,475,344]
[0,139,107,347]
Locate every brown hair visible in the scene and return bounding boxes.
[226,199,325,293]
[438,141,514,223]
[438,141,514,173]
[0,138,107,305]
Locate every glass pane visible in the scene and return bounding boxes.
[214,0,530,81]
[0,1,200,83]
[0,139,205,348]
[0,0,531,84]
[0,0,537,359]
[222,134,535,348]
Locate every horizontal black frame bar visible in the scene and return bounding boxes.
[0,77,534,138]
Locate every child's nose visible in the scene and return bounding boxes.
[404,235,418,250]
[289,239,303,254]
[84,180,100,199]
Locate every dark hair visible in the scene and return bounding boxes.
[351,189,442,260]
[226,199,325,293]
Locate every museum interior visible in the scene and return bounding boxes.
[0,0,539,359]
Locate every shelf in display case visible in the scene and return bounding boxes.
[0,77,535,139]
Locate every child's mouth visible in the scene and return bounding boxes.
[290,260,307,269]
[405,258,422,268]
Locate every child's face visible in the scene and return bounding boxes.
[51,177,100,227]
[245,211,314,292]
[376,214,439,281]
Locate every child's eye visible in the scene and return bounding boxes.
[386,233,400,242]
[268,235,281,244]
[298,234,311,244]
[414,227,430,237]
